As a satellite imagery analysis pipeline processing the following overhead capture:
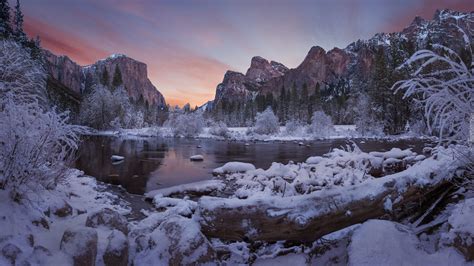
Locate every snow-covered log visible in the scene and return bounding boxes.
[197,147,464,242]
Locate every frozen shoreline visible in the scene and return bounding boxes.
[90,125,434,143]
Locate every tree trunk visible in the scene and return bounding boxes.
[198,178,452,243]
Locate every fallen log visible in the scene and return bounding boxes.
[198,153,460,242]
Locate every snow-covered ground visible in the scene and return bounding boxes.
[1,144,472,265]
[94,125,430,142]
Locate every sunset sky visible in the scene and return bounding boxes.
[16,0,472,106]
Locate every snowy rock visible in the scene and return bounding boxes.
[103,230,129,266]
[254,253,308,265]
[442,198,474,261]
[60,227,98,266]
[305,156,323,164]
[111,155,125,161]
[51,200,73,217]
[134,216,216,265]
[85,208,129,235]
[157,216,216,265]
[383,158,406,175]
[213,162,256,175]
[190,155,204,161]
[146,180,225,198]
[31,246,53,265]
[1,243,22,265]
[348,219,465,265]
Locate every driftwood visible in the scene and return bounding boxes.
[198,177,453,243]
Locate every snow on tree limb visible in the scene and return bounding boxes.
[393,45,473,144]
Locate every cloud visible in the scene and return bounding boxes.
[24,17,109,65]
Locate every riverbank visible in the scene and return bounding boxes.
[92,126,433,142]
[1,144,472,265]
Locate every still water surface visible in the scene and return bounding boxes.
[75,136,428,195]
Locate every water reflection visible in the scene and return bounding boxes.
[75,136,428,195]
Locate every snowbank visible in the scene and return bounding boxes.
[349,219,466,265]
[92,124,429,142]
[145,180,226,198]
[212,162,256,175]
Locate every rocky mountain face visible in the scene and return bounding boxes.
[45,52,166,120]
[214,56,288,102]
[82,54,165,106]
[208,9,473,130]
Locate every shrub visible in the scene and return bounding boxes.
[165,112,205,137]
[285,119,306,136]
[253,107,279,135]
[309,111,334,138]
[209,121,229,138]
[0,40,85,200]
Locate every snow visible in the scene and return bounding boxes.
[190,155,204,161]
[94,124,393,142]
[0,169,130,265]
[199,145,467,230]
[384,197,393,212]
[212,162,256,175]
[254,253,308,265]
[348,219,467,265]
[145,180,225,198]
[111,155,125,161]
[440,198,474,248]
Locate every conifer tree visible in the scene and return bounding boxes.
[0,0,12,38]
[112,66,123,88]
[101,67,110,87]
[13,0,26,43]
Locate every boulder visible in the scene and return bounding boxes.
[60,227,98,266]
[134,216,216,265]
[103,230,129,266]
[85,208,129,235]
[159,216,216,265]
[52,200,73,217]
[1,243,22,265]
[30,246,52,265]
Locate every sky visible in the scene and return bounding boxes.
[14,0,473,107]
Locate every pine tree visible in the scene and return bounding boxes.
[112,66,123,88]
[13,0,26,43]
[313,82,322,111]
[289,83,298,120]
[368,46,391,130]
[101,67,110,87]
[301,83,309,122]
[0,0,12,39]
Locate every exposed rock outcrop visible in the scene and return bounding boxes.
[44,52,166,120]
[103,230,129,266]
[60,227,98,266]
[85,208,129,235]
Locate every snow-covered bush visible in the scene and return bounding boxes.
[354,94,384,137]
[209,121,229,138]
[79,85,114,129]
[253,107,279,135]
[0,40,86,199]
[0,94,84,199]
[0,40,47,104]
[165,112,205,137]
[393,45,473,144]
[285,119,306,136]
[79,85,144,130]
[309,111,334,138]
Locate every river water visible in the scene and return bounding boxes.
[74,136,429,195]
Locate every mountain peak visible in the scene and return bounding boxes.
[246,56,287,83]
